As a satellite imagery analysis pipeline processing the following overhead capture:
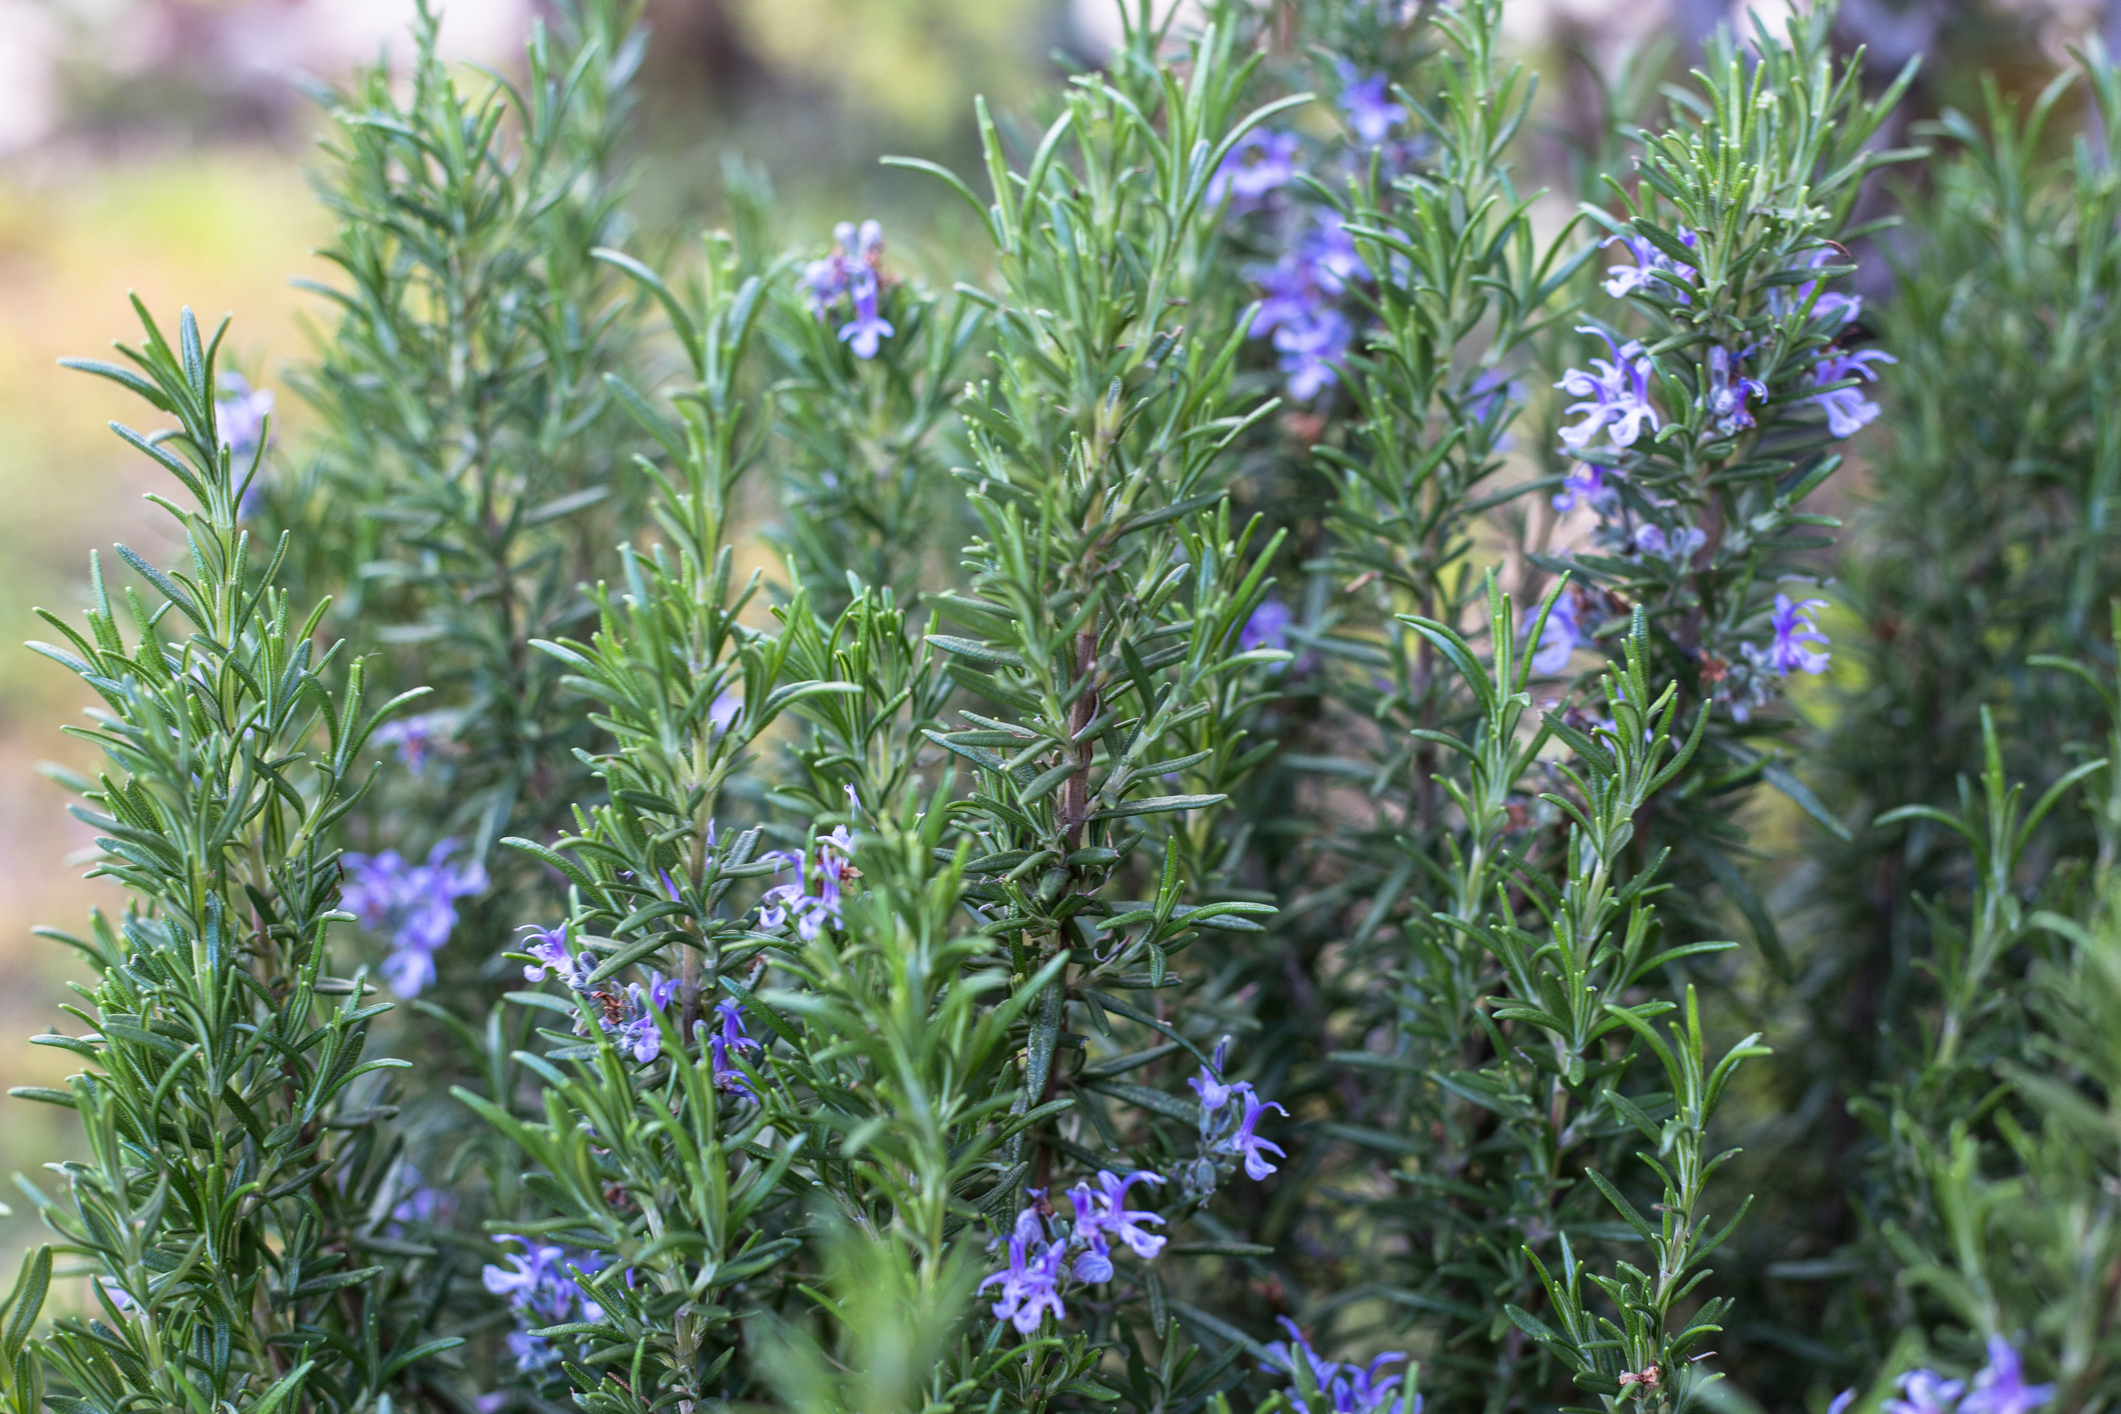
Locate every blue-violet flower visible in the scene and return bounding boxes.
[342,839,486,998]
[1812,347,1894,437]
[1335,60,1406,145]
[1209,130,1300,210]
[1557,327,1658,450]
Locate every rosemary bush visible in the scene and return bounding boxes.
[10,3,2121,1414]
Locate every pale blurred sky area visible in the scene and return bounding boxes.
[0,0,2112,1270]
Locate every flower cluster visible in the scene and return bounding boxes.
[759,826,854,940]
[801,219,894,359]
[520,926,681,1063]
[1566,240,1895,461]
[1529,588,1584,676]
[981,1172,1168,1334]
[1541,236,1896,713]
[218,372,275,517]
[1774,247,1894,436]
[371,711,453,775]
[1262,1318,1418,1414]
[1842,1338,2054,1414]
[1181,1039,1288,1199]
[1209,129,1301,212]
[216,372,274,464]
[708,997,762,1101]
[1248,212,1364,400]
[1720,592,1831,721]
[1814,347,1895,437]
[481,1237,606,1374]
[522,924,764,1087]
[1601,228,1697,302]
[341,839,486,997]
[1241,597,1293,654]
[1556,326,1658,451]
[1334,59,1406,146]
[381,1162,446,1238]
[1214,62,1421,401]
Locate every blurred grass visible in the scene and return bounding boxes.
[0,141,327,1273]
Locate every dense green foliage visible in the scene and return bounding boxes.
[10,4,2121,1414]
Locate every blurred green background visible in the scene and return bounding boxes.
[0,0,2108,1290]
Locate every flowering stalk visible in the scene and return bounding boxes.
[1536,8,1919,961]
[765,207,986,615]
[894,8,1296,1211]
[287,0,653,976]
[12,305,442,1409]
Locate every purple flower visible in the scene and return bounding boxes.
[1829,1393,1857,1414]
[384,1163,445,1237]
[803,220,894,360]
[1263,1318,1342,1403]
[1812,347,1895,437]
[1241,597,1292,653]
[1070,1170,1167,1259]
[716,997,756,1047]
[1556,326,1658,450]
[1191,1064,1238,1115]
[1961,1338,2054,1414]
[758,827,854,939]
[1072,1233,1114,1284]
[342,839,487,998]
[1704,345,1768,434]
[1885,1370,1967,1414]
[1634,522,1705,566]
[216,372,274,464]
[614,979,676,1064]
[1335,61,1406,145]
[1338,1354,1417,1414]
[979,1234,1068,1334]
[1550,461,1609,514]
[371,712,450,775]
[1528,590,1580,677]
[1224,1084,1289,1180]
[378,947,435,1000]
[1773,248,1863,327]
[839,266,894,360]
[709,1034,755,1100]
[1766,593,1830,676]
[520,924,585,986]
[1263,1318,1414,1414]
[709,998,764,1101]
[482,1237,606,1374]
[1209,130,1301,210]
[1244,211,1369,401]
[1276,307,1351,401]
[1601,228,1697,302]
[1300,213,1367,294]
[801,219,879,312]
[1253,255,1326,334]
[708,690,743,736]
